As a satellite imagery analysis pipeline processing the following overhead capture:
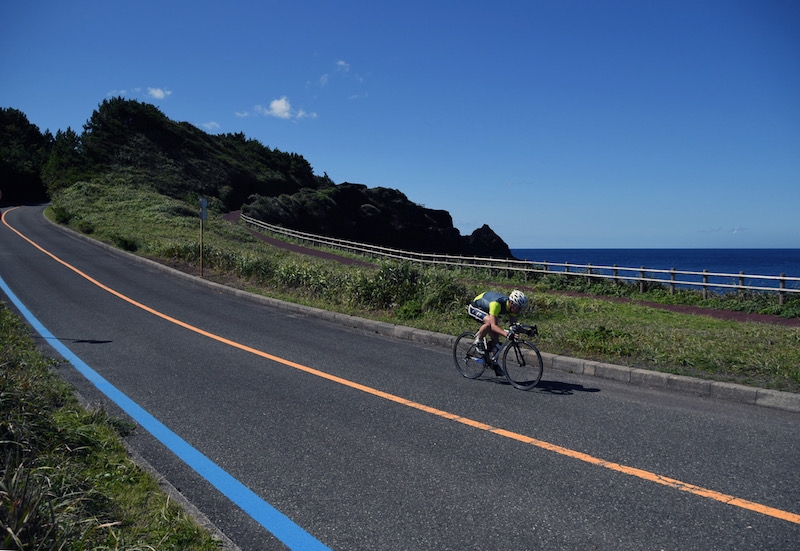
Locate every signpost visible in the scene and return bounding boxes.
[199,198,207,277]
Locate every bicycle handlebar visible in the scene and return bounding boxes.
[510,323,538,337]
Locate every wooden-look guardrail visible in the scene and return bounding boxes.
[240,214,800,303]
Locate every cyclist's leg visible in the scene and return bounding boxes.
[467,304,487,327]
[467,304,489,351]
[478,313,503,347]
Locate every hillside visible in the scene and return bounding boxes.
[2,99,514,258]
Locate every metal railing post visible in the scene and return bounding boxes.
[640,267,645,293]
[780,274,786,306]
[670,268,676,295]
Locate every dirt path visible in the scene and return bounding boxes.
[226,212,800,328]
[225,211,374,268]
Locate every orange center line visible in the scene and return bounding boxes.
[4,207,799,525]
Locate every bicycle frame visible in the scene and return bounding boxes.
[480,323,538,363]
[453,323,543,390]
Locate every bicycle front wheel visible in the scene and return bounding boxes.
[453,332,486,379]
[502,340,543,390]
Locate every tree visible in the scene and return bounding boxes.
[81,97,168,164]
[41,127,87,195]
[0,107,49,204]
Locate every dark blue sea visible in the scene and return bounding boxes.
[509,249,800,292]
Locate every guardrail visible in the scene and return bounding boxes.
[240,214,800,304]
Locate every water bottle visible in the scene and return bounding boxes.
[491,341,502,357]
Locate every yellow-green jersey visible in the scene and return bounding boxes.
[471,291,510,317]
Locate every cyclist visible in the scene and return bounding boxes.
[467,290,528,370]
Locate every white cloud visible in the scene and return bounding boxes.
[254,97,316,120]
[266,97,292,118]
[202,121,220,131]
[147,87,172,100]
[314,59,364,91]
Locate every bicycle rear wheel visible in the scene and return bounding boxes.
[502,340,543,390]
[453,332,486,379]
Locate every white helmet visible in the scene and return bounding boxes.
[508,289,528,310]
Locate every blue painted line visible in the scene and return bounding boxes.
[0,275,331,551]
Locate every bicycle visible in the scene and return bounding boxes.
[453,323,543,390]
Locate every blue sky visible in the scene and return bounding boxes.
[2,1,798,248]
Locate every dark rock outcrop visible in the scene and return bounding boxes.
[466,225,514,259]
[243,183,515,258]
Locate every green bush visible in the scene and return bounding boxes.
[50,205,72,224]
[395,300,423,320]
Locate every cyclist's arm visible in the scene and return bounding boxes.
[483,314,512,339]
[490,300,518,335]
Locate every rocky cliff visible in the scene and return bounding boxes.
[243,183,514,258]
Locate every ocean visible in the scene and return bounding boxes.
[509,249,800,292]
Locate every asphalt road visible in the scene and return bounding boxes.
[2,205,799,550]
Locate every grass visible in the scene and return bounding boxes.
[46,180,800,393]
[0,303,222,550]
[518,270,800,319]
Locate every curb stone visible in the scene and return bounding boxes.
[49,215,800,415]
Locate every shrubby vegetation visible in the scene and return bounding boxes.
[50,182,800,393]
[72,98,326,208]
[1,99,329,210]
[51,181,473,320]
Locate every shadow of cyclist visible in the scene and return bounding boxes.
[473,376,600,395]
[532,380,601,395]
